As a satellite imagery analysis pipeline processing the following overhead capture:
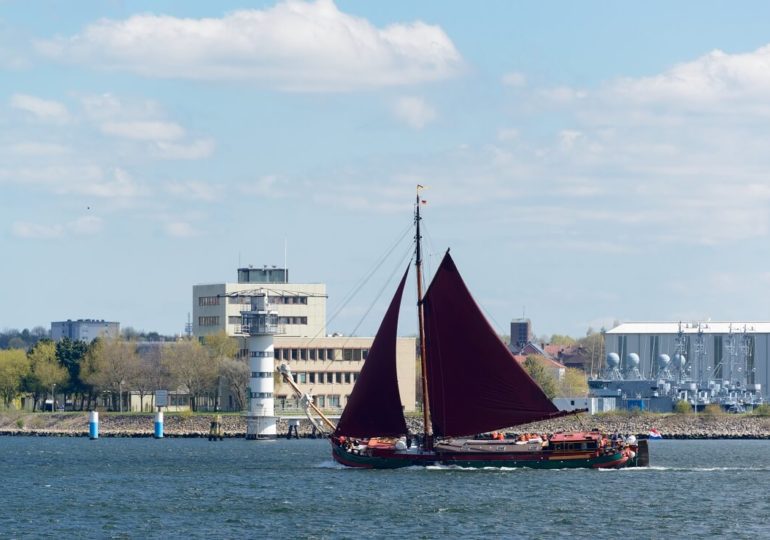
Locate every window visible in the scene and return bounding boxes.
[250,392,273,399]
[362,349,369,360]
[309,372,316,384]
[251,372,272,378]
[274,348,282,359]
[328,349,337,360]
[352,372,359,382]
[343,349,353,361]
[298,372,307,383]
[228,296,250,305]
[318,349,326,361]
[309,349,316,360]
[300,349,307,361]
[335,372,342,384]
[198,296,220,306]
[228,316,241,325]
[326,372,334,384]
[352,349,362,361]
[291,349,298,361]
[238,348,249,359]
[250,350,273,358]
[316,395,325,407]
[344,372,351,384]
[328,395,340,408]
[198,316,219,326]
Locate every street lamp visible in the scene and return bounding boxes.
[51,383,56,413]
[119,380,124,413]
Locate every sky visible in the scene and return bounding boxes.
[5,1,770,339]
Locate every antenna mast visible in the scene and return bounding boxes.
[415,186,433,450]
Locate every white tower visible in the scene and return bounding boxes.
[242,291,280,439]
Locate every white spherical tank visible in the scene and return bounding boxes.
[626,353,640,368]
[606,352,620,368]
[673,353,686,369]
[657,353,671,368]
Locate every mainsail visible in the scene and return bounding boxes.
[333,267,410,438]
[423,252,571,437]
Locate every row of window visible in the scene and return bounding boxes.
[274,348,369,362]
[199,296,220,306]
[251,372,273,378]
[268,295,308,305]
[289,371,360,385]
[276,395,342,408]
[278,316,308,325]
[199,316,219,326]
[250,392,273,399]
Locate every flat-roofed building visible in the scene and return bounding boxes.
[605,321,770,396]
[192,265,417,413]
[193,266,327,338]
[51,319,120,342]
[273,336,416,412]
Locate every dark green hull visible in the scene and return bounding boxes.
[332,441,643,470]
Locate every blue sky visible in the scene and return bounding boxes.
[5,0,770,338]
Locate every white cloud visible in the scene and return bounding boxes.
[10,94,70,122]
[165,221,196,237]
[154,138,215,160]
[540,86,587,104]
[1,165,142,199]
[11,215,104,240]
[166,180,219,201]
[69,215,103,235]
[240,175,291,197]
[12,221,64,239]
[101,120,185,141]
[497,128,519,142]
[35,0,463,91]
[502,72,526,88]
[608,44,770,107]
[392,96,437,129]
[6,142,70,156]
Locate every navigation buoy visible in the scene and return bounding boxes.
[89,411,99,440]
[154,411,164,439]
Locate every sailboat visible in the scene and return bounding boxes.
[280,190,648,469]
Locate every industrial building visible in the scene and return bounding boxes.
[601,321,767,410]
[51,319,120,342]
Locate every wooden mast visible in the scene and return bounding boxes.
[415,186,433,450]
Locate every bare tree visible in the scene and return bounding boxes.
[219,358,250,411]
[162,340,217,412]
[82,337,141,411]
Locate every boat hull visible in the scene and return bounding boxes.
[331,440,642,470]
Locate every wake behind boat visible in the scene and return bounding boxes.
[280,188,648,470]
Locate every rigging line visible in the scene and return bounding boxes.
[307,220,414,345]
[341,241,415,350]
[421,220,436,287]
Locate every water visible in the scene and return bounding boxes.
[1,438,768,539]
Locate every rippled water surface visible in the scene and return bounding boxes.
[2,438,769,539]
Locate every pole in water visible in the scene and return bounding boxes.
[154,410,164,439]
[89,411,99,440]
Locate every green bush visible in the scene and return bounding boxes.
[15,418,24,429]
[753,403,770,416]
[674,400,693,414]
[702,403,724,416]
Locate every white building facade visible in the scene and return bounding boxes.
[51,319,120,342]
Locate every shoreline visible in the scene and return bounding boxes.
[3,412,770,440]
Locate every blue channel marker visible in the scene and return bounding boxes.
[154,411,164,439]
[88,411,99,440]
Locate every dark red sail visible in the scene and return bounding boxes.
[334,267,410,438]
[423,252,571,437]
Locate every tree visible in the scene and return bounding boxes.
[577,330,605,378]
[25,341,69,411]
[202,332,238,411]
[557,367,589,397]
[0,349,30,408]
[219,358,250,411]
[56,338,91,410]
[162,340,218,412]
[550,334,577,346]
[82,337,141,411]
[523,355,557,400]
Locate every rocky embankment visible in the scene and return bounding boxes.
[2,412,770,438]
